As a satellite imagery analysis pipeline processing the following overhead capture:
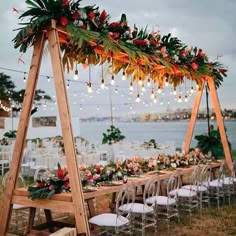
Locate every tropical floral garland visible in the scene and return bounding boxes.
[28,149,213,199]
[13,0,227,88]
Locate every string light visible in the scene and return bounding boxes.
[141,84,145,92]
[150,89,155,99]
[153,96,157,104]
[47,76,50,82]
[110,75,115,85]
[129,82,133,91]
[121,70,126,80]
[178,95,182,103]
[87,65,93,93]
[100,78,105,89]
[165,77,169,86]
[23,72,26,83]
[74,63,79,80]
[147,77,151,87]
[66,81,70,89]
[184,94,188,102]
[135,93,141,103]
[173,88,177,95]
[138,76,143,85]
[115,88,118,94]
[157,86,162,94]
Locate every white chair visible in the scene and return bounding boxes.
[0,147,11,175]
[169,169,198,220]
[2,171,30,232]
[119,177,158,236]
[89,182,135,235]
[153,171,179,230]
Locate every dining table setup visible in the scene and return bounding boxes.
[11,157,223,235]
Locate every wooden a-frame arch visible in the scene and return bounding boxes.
[0,22,232,236]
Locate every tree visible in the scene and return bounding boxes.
[0,72,52,115]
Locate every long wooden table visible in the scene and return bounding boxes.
[12,161,222,235]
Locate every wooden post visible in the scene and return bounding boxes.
[184,83,204,154]
[0,34,46,235]
[47,22,90,235]
[207,77,232,168]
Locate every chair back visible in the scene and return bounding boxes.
[200,163,212,187]
[167,170,181,199]
[190,165,201,187]
[2,171,25,192]
[116,182,135,219]
[143,176,160,207]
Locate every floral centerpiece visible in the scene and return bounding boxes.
[28,164,70,200]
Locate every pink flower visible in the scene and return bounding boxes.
[197,49,205,57]
[85,169,92,177]
[49,184,54,190]
[191,62,199,70]
[160,46,166,55]
[195,148,201,155]
[64,182,70,188]
[108,32,120,39]
[93,174,100,180]
[133,39,149,46]
[60,17,69,26]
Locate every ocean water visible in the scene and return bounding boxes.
[1,118,235,149]
[79,120,236,149]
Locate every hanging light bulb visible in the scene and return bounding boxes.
[129,82,134,91]
[47,76,50,82]
[110,75,115,85]
[138,76,143,86]
[23,72,26,83]
[141,84,145,92]
[150,89,155,99]
[160,99,163,105]
[121,70,126,80]
[165,78,169,86]
[79,105,82,110]
[153,96,157,104]
[157,86,162,94]
[147,78,151,87]
[74,64,79,80]
[115,88,118,94]
[87,82,93,93]
[130,106,133,110]
[100,78,105,89]
[173,88,177,95]
[96,106,99,110]
[184,94,188,102]
[66,82,70,89]
[178,95,182,103]
[112,105,115,110]
[135,93,141,103]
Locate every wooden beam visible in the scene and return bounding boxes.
[207,77,232,168]
[47,22,90,235]
[0,34,46,235]
[184,83,204,154]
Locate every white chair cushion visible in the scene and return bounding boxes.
[181,185,208,192]
[209,180,223,187]
[156,196,176,206]
[89,213,129,227]
[119,203,153,214]
[169,189,197,197]
[13,204,27,209]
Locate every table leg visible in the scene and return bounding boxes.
[44,209,54,232]
[24,207,36,235]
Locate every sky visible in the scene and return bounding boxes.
[0,0,236,119]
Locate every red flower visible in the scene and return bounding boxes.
[72,11,79,20]
[108,32,120,39]
[219,68,227,73]
[60,17,69,26]
[99,10,107,24]
[133,39,149,46]
[191,62,199,70]
[95,165,101,173]
[109,22,121,28]
[173,63,179,72]
[62,0,70,7]
[80,23,87,29]
[197,49,205,57]
[88,11,95,19]
[64,182,70,188]
[36,182,46,188]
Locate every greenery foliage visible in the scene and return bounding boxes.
[195,129,231,158]
[3,130,17,139]
[102,125,125,144]
[12,0,228,88]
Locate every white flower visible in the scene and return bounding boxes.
[171,163,177,168]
